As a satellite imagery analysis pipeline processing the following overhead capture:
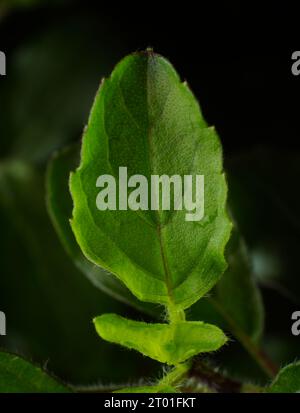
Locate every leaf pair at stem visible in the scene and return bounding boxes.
[69,50,232,388]
[94,314,227,366]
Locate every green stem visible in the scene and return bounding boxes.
[159,362,191,388]
[167,303,186,323]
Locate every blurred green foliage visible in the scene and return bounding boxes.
[0,160,158,384]
[0,2,158,385]
[0,351,70,392]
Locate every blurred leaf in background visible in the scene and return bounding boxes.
[0,351,70,393]
[0,0,70,16]
[227,149,300,303]
[226,149,300,371]
[0,159,159,384]
[0,3,159,386]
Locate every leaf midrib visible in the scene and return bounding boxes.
[145,57,175,304]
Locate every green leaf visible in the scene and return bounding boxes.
[116,385,177,393]
[94,314,227,365]
[70,51,232,310]
[268,361,300,393]
[46,144,159,317]
[0,352,70,393]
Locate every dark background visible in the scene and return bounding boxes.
[0,1,299,387]
[1,2,299,156]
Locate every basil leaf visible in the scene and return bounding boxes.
[268,361,300,393]
[0,351,70,393]
[70,51,232,309]
[94,314,227,365]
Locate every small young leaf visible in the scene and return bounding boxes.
[94,314,227,365]
[268,361,300,393]
[70,51,232,310]
[0,351,70,393]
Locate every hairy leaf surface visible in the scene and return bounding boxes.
[70,51,231,309]
[94,314,227,365]
[0,352,70,393]
[268,361,300,393]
